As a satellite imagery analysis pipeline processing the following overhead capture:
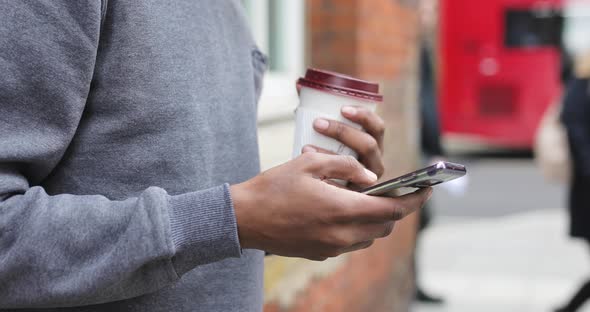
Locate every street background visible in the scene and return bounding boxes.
[414,155,589,312]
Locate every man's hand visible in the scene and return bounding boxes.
[304,105,385,178]
[231,153,432,261]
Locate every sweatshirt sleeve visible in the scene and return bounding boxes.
[0,1,241,308]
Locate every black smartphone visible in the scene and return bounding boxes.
[360,161,467,197]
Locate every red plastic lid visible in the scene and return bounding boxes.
[297,68,383,102]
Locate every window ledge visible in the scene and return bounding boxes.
[257,73,299,124]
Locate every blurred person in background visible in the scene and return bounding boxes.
[555,51,590,312]
[413,0,446,304]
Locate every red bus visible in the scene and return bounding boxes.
[439,0,564,149]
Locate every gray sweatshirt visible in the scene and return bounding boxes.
[0,0,266,311]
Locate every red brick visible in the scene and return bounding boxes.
[307,0,419,79]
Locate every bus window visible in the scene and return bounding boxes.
[505,8,563,48]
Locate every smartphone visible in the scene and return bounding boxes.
[360,161,467,197]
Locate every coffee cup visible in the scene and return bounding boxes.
[292,68,383,159]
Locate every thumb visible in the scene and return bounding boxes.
[299,152,378,186]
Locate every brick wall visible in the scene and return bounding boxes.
[308,0,419,79]
[262,0,422,311]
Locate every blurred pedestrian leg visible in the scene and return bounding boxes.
[555,52,590,312]
[556,279,590,312]
[413,40,445,305]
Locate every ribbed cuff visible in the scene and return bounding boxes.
[168,184,241,276]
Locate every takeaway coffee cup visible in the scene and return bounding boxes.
[292,68,383,159]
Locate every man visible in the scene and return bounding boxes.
[0,1,431,311]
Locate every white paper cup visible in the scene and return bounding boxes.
[292,69,383,159]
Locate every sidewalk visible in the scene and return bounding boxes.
[413,210,590,312]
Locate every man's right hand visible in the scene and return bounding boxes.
[230,153,432,261]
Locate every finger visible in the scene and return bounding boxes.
[340,106,385,150]
[303,145,382,179]
[338,240,375,254]
[300,149,373,189]
[348,221,395,242]
[306,131,384,178]
[313,118,379,158]
[358,153,384,180]
[350,187,433,222]
[300,153,378,186]
[313,118,383,176]
[302,145,337,155]
[331,220,394,254]
[324,178,349,190]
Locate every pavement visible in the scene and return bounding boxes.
[412,157,590,312]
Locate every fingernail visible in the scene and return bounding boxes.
[341,106,357,116]
[302,145,317,153]
[364,168,378,182]
[314,118,329,130]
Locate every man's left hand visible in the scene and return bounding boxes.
[303,105,385,179]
